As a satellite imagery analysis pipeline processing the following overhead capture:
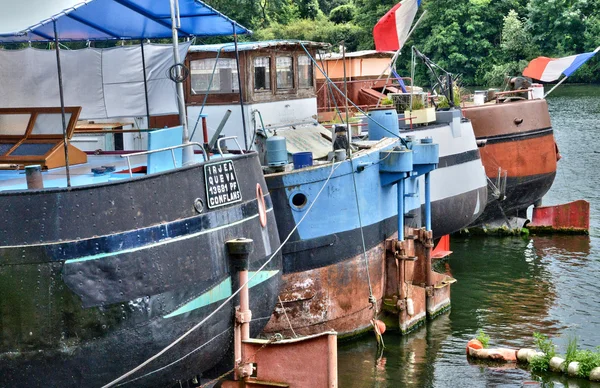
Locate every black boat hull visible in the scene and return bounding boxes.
[0,153,281,387]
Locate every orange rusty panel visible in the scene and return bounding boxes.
[529,199,590,231]
[265,243,386,337]
[479,134,557,178]
[463,99,552,137]
[243,333,337,388]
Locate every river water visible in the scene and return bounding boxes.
[338,85,600,387]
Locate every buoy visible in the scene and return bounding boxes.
[375,320,386,335]
[549,357,566,373]
[567,361,580,377]
[406,298,415,316]
[466,339,483,355]
[467,347,517,362]
[517,348,534,362]
[590,367,600,381]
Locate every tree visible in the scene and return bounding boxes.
[330,4,356,24]
[501,10,537,61]
[298,0,321,20]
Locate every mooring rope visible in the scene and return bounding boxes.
[278,295,299,338]
[349,159,377,314]
[101,160,342,388]
[116,328,231,386]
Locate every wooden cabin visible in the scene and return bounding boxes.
[182,40,328,149]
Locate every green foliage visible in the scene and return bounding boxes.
[437,85,462,108]
[476,329,490,348]
[411,99,424,110]
[563,337,600,378]
[298,0,322,20]
[573,348,600,378]
[534,332,556,358]
[330,4,356,24]
[565,335,579,365]
[530,332,556,373]
[254,17,365,52]
[380,97,393,106]
[501,10,537,61]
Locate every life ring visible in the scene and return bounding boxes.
[256,183,267,228]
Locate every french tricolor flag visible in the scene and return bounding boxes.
[373,0,421,52]
[523,47,600,82]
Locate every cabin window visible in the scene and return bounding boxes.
[190,58,239,94]
[298,55,313,88]
[276,56,294,89]
[254,57,271,91]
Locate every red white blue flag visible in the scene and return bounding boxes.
[523,47,600,82]
[373,0,421,52]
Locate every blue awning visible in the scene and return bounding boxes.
[0,0,250,43]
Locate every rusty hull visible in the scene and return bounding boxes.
[381,228,455,334]
[264,241,386,339]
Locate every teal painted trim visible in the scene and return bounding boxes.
[163,270,279,319]
[64,209,271,264]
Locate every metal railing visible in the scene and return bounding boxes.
[120,142,206,177]
[217,136,244,156]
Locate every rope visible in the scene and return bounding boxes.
[116,328,231,386]
[101,160,342,388]
[199,334,282,388]
[349,158,377,316]
[299,43,407,147]
[278,295,298,338]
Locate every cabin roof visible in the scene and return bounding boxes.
[189,40,329,53]
[318,50,395,60]
[0,0,250,42]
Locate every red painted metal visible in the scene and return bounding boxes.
[529,200,590,232]
[226,332,337,388]
[228,261,338,387]
[432,234,452,259]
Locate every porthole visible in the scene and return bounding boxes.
[289,191,309,211]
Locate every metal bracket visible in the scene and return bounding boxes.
[236,308,252,324]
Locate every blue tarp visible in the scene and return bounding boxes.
[0,0,250,42]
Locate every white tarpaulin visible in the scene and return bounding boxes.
[0,41,191,119]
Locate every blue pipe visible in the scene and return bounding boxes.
[398,179,405,240]
[425,172,431,231]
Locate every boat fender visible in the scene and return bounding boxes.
[406,298,415,316]
[375,320,386,335]
[466,339,483,355]
[516,348,537,363]
[567,361,580,377]
[555,141,562,161]
[468,347,517,362]
[590,367,600,381]
[549,357,566,373]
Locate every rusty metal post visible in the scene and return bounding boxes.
[425,230,433,288]
[25,165,43,189]
[201,116,210,160]
[226,238,254,380]
[328,333,338,387]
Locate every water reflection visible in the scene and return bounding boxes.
[338,86,600,386]
[339,234,600,387]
